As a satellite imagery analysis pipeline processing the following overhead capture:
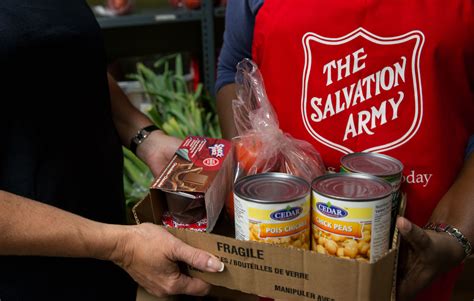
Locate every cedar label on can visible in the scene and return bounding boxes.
[311,173,392,263]
[234,172,311,250]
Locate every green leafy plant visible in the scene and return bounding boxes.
[123,147,153,209]
[122,53,221,209]
[133,54,221,138]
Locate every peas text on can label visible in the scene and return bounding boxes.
[311,173,392,263]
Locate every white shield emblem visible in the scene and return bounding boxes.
[301,27,425,154]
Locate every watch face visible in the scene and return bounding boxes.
[134,133,145,144]
[131,125,159,152]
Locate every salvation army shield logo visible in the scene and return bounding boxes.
[301,27,425,154]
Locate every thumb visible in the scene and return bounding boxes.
[171,239,225,273]
[396,216,431,253]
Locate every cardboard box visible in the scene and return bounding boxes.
[132,191,403,301]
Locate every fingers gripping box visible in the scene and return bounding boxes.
[149,136,233,232]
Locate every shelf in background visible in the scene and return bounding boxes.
[96,8,203,29]
[94,1,226,94]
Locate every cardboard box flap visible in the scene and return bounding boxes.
[132,193,163,225]
[168,228,396,301]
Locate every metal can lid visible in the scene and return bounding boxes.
[312,173,392,201]
[340,152,403,177]
[234,172,310,204]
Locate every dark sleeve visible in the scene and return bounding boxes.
[466,135,474,159]
[215,0,264,93]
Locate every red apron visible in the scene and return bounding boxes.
[252,0,473,300]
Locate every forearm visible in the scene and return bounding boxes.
[429,152,474,246]
[0,190,127,260]
[107,73,155,149]
[107,73,182,176]
[216,83,238,140]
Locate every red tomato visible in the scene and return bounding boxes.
[234,135,264,173]
[109,0,127,9]
[107,0,133,15]
[184,0,201,9]
[168,0,184,8]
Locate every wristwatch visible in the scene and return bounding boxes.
[424,222,472,260]
[130,125,160,155]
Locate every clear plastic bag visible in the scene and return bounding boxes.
[227,59,326,218]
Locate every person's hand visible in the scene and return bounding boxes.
[396,216,465,301]
[112,223,224,297]
[137,130,182,177]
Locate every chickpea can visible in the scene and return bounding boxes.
[340,152,403,237]
[234,172,311,250]
[311,173,392,263]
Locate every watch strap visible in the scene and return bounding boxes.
[130,125,159,155]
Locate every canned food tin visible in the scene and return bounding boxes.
[311,173,392,263]
[340,152,403,235]
[234,172,311,249]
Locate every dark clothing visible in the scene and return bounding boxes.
[0,0,136,299]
